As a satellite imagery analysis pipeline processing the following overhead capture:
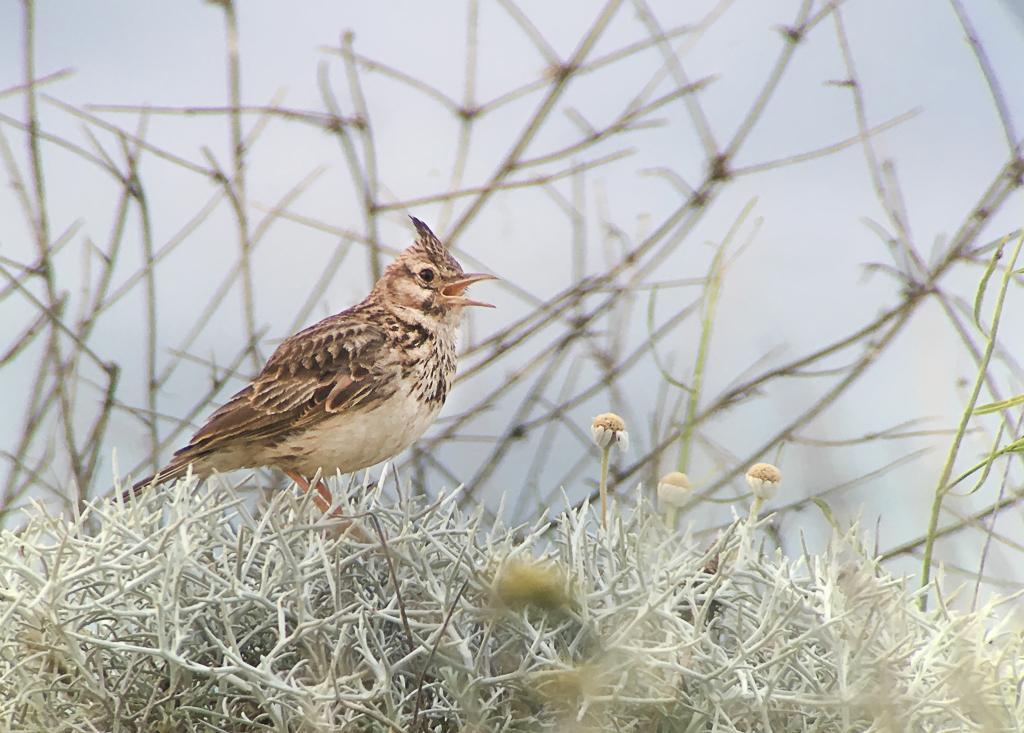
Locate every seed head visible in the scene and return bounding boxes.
[493,557,570,611]
[531,662,604,704]
[657,471,692,509]
[591,412,629,452]
[746,462,781,501]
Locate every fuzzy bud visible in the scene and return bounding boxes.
[590,412,629,452]
[657,471,692,509]
[746,463,781,501]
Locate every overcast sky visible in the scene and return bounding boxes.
[2,1,1024,599]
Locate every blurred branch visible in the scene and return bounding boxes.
[2,1,1023,609]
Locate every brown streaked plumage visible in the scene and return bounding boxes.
[126,217,496,508]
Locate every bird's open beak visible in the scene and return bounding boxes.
[441,273,498,308]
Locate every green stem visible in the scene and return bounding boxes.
[919,231,1023,609]
[677,199,756,472]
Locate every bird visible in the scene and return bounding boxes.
[125,217,496,510]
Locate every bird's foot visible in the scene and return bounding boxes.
[283,469,371,541]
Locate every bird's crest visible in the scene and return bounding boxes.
[408,216,451,263]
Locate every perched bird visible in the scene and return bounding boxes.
[126,217,496,509]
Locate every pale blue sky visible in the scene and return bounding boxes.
[2,1,1024,596]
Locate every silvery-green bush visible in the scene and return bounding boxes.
[1,476,1020,732]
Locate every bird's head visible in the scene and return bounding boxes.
[376,217,496,316]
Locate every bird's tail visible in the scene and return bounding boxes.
[120,461,191,503]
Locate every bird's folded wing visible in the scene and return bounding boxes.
[177,316,397,459]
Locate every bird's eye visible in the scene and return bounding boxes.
[419,268,435,283]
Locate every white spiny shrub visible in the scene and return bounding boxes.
[0,476,1021,731]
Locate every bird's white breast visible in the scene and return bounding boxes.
[267,383,442,477]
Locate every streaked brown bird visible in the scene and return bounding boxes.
[126,217,496,510]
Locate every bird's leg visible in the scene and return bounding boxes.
[282,469,369,540]
[283,469,333,513]
[310,476,334,510]
[282,468,374,536]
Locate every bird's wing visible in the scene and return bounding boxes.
[175,315,397,460]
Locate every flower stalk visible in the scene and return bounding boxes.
[591,413,628,530]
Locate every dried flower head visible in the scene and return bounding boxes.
[657,471,692,509]
[493,557,570,611]
[591,412,629,452]
[746,462,781,501]
[531,661,605,706]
